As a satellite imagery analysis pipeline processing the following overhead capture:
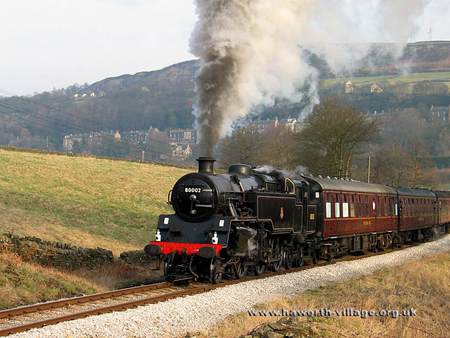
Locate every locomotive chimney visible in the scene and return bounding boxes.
[197,157,215,174]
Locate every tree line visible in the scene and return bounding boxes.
[218,97,450,188]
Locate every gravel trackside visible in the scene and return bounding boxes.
[10,234,450,338]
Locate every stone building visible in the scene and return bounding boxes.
[244,117,304,134]
[171,143,192,160]
[345,81,354,94]
[370,83,384,93]
[168,128,197,143]
[430,105,449,122]
[63,134,83,152]
[121,130,148,146]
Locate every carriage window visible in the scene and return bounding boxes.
[395,203,398,216]
[325,193,331,218]
[326,202,332,218]
[342,202,349,217]
[350,195,355,217]
[335,201,341,218]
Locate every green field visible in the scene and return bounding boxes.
[0,149,189,253]
[322,71,450,88]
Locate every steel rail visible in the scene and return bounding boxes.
[0,282,170,320]
[0,284,210,337]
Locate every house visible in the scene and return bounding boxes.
[243,117,304,134]
[114,131,121,142]
[345,81,354,94]
[171,143,192,160]
[63,134,83,151]
[168,128,197,143]
[281,118,304,132]
[250,119,278,133]
[430,105,449,122]
[370,83,384,93]
[122,130,148,146]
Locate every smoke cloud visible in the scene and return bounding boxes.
[191,0,431,156]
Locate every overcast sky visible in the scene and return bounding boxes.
[0,0,449,96]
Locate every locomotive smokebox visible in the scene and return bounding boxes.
[197,157,215,174]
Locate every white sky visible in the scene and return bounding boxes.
[0,0,449,96]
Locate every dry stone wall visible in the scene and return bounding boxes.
[0,234,113,270]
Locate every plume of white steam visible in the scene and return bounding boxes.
[302,0,431,71]
[190,0,431,156]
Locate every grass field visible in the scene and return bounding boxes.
[0,253,101,309]
[206,252,450,338]
[322,71,450,88]
[0,149,189,253]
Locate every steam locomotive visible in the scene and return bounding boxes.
[145,157,450,283]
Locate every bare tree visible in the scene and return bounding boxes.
[218,125,263,166]
[296,98,379,178]
[259,125,297,169]
[373,109,438,187]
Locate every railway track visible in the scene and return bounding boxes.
[0,244,415,337]
[0,282,213,336]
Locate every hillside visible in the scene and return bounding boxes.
[323,71,450,89]
[0,61,199,151]
[353,41,450,75]
[0,148,189,253]
[1,41,450,152]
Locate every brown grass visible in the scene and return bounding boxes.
[205,252,450,338]
[74,261,163,290]
[0,253,103,309]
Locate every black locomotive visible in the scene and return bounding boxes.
[145,157,450,283]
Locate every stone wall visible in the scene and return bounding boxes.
[0,234,113,270]
[119,250,155,265]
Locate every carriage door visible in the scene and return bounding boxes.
[306,205,317,232]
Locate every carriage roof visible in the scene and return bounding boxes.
[435,190,450,199]
[396,187,436,198]
[303,176,397,195]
